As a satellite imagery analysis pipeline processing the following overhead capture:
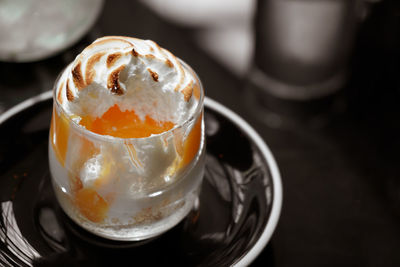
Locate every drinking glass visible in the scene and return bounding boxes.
[48,61,205,241]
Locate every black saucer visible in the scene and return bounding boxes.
[0,92,281,266]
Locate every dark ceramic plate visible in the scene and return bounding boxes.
[0,92,282,266]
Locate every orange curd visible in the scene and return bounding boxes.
[79,104,175,138]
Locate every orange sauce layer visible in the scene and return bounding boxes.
[50,107,70,167]
[79,104,175,138]
[75,188,109,223]
[180,112,202,168]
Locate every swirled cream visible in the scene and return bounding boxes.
[55,36,200,131]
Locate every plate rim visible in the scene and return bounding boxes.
[0,91,282,266]
[204,98,282,266]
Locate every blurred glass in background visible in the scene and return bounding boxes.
[252,0,380,101]
[244,0,382,129]
[0,0,103,62]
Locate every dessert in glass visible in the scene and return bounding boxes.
[48,36,205,241]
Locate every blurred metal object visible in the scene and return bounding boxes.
[252,0,378,100]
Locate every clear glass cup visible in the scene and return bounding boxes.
[0,0,104,62]
[48,61,205,241]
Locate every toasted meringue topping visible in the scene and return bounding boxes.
[56,36,200,126]
[147,68,159,82]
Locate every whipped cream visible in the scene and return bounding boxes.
[55,36,199,126]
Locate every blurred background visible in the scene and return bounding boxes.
[1,0,400,266]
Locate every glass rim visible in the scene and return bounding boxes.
[52,59,204,144]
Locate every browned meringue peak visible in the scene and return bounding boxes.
[55,36,200,124]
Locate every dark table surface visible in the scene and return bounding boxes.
[1,0,400,266]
